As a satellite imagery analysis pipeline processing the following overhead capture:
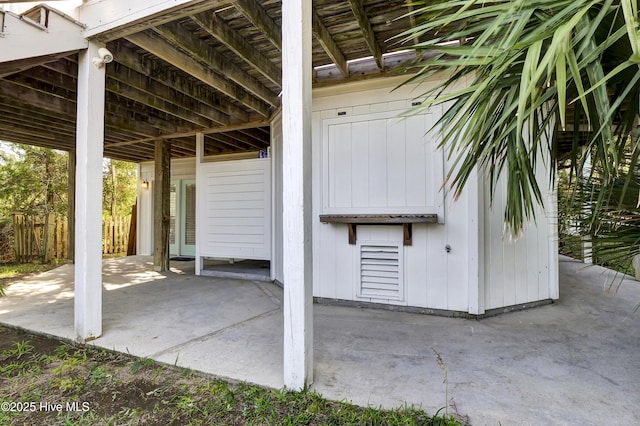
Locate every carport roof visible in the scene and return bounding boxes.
[0,0,423,162]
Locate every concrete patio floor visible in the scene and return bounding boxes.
[1,255,639,425]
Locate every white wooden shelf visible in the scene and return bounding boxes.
[319,214,438,245]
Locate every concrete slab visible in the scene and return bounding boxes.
[1,255,639,425]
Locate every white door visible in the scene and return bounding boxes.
[169,182,178,255]
[169,179,196,257]
[180,179,196,256]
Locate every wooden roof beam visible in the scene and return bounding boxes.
[347,0,383,70]
[207,132,256,151]
[154,22,279,108]
[109,42,247,122]
[105,119,269,147]
[105,103,180,137]
[311,9,348,77]
[233,0,281,51]
[0,79,76,116]
[126,30,272,118]
[191,12,281,88]
[0,96,76,125]
[0,52,77,78]
[224,130,266,149]
[106,79,215,128]
[108,63,232,126]
[238,127,270,145]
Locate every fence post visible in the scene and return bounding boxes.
[13,214,21,262]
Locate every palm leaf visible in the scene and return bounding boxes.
[398,0,640,234]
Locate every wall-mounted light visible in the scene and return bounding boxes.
[92,47,114,68]
[141,179,149,189]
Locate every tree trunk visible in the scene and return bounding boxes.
[110,162,117,217]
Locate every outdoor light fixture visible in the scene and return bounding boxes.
[142,179,149,189]
[92,47,114,68]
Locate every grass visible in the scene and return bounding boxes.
[0,326,463,425]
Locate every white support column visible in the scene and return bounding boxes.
[467,166,485,315]
[74,41,106,342]
[282,0,313,390]
[195,132,204,276]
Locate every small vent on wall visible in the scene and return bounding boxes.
[358,242,404,301]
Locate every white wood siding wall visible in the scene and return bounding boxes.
[311,77,474,311]
[196,158,271,260]
[482,157,558,309]
[321,111,444,218]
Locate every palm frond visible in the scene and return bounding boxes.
[397,0,640,234]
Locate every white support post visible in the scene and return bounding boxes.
[74,41,106,342]
[195,132,204,276]
[548,178,560,300]
[468,166,485,315]
[282,0,313,390]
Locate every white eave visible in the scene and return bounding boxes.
[0,4,87,63]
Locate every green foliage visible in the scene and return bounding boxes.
[558,144,640,274]
[0,143,68,218]
[129,357,154,374]
[0,142,138,222]
[102,159,138,218]
[398,0,640,234]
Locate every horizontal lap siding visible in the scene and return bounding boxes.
[198,158,271,260]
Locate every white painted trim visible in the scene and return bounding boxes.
[270,111,281,281]
[74,41,105,342]
[548,176,560,300]
[80,0,204,39]
[467,166,484,315]
[136,163,142,256]
[195,132,204,276]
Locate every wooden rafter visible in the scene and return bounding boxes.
[109,42,248,122]
[0,79,76,115]
[107,79,214,128]
[126,30,272,118]
[0,0,422,162]
[105,119,269,147]
[233,0,281,51]
[107,63,231,126]
[191,12,281,87]
[311,9,348,77]
[153,21,278,107]
[347,0,383,70]
[0,52,76,78]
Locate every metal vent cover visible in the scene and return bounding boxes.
[357,242,404,301]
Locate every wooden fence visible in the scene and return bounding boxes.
[13,213,131,262]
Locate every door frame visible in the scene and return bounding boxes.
[179,179,196,256]
[169,178,196,256]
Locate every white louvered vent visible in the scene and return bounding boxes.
[357,242,404,302]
